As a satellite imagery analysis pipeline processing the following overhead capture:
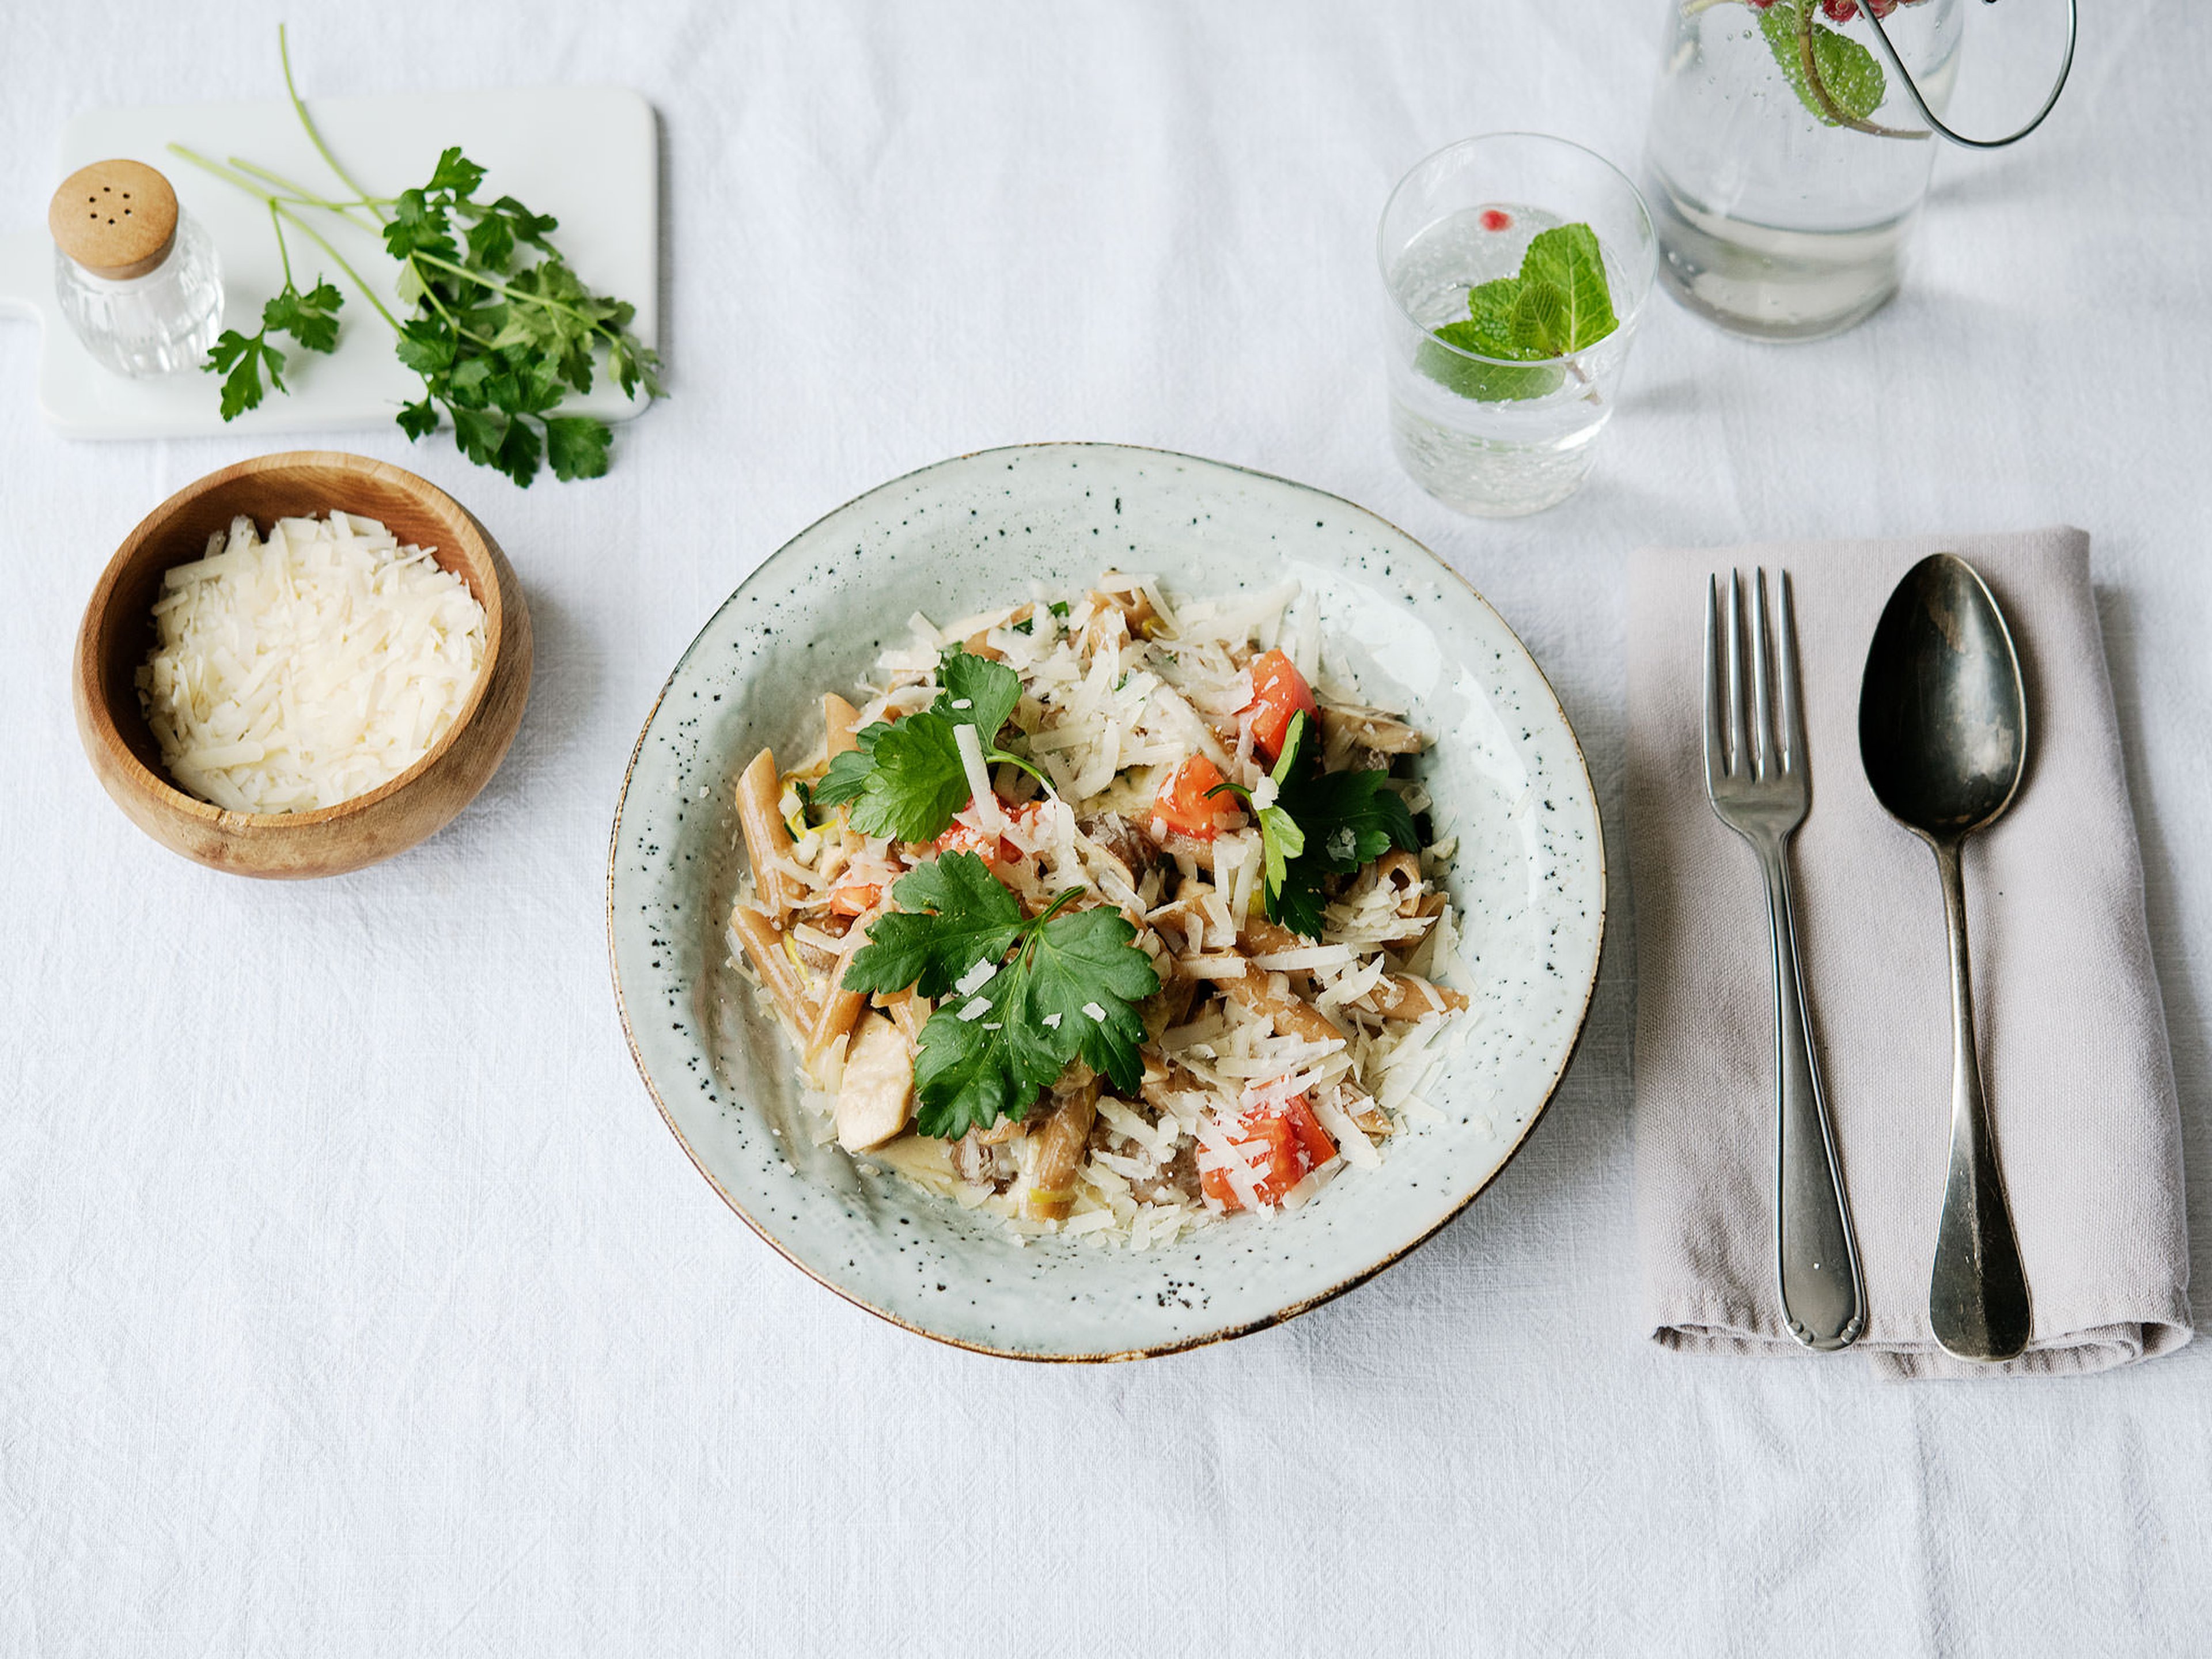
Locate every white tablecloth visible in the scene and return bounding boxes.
[5,3,2207,1652]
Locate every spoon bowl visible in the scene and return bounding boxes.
[1859,552,2033,1362]
[1860,555,2028,842]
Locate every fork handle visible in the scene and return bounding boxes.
[1756,839,1866,1350]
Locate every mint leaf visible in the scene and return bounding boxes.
[1759,1,1887,126]
[1419,330,1563,403]
[1418,220,1615,404]
[1521,224,1618,351]
[844,851,1025,999]
[1510,279,1570,358]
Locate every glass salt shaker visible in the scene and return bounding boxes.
[49,158,223,377]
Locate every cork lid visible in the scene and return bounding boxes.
[50,159,179,279]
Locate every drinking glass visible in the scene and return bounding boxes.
[1378,133,1656,518]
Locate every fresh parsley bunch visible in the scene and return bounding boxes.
[813,648,1047,841]
[1209,711,1420,940]
[1421,222,1619,404]
[381,147,662,486]
[179,29,662,487]
[842,854,1160,1138]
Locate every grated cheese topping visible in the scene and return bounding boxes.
[136,512,487,814]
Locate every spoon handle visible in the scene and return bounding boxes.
[1758,838,1866,1350]
[1929,839,2033,1361]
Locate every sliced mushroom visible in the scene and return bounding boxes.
[835,1013,914,1152]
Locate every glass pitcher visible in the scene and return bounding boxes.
[1643,0,1967,340]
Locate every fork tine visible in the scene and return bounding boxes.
[1703,575,1726,791]
[1751,569,1775,781]
[1775,569,1806,776]
[1724,570,1749,786]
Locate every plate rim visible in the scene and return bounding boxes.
[607,440,1608,1361]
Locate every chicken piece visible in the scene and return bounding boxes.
[835,1013,914,1152]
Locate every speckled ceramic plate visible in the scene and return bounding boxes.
[608,444,1603,1359]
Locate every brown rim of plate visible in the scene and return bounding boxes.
[77,450,511,835]
[605,441,1609,1362]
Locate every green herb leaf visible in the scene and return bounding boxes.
[1214,711,1422,940]
[844,852,1026,1000]
[844,714,972,841]
[262,278,343,353]
[935,649,1022,738]
[1758,1,1887,126]
[809,649,1039,842]
[863,863,1159,1139]
[1017,904,1157,1092]
[544,415,613,482]
[206,327,282,419]
[812,726,885,812]
[1418,331,1563,403]
[1521,224,1619,351]
[1417,219,1617,405]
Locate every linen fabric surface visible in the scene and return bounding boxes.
[1626,528,2190,1377]
[5,2,2212,1654]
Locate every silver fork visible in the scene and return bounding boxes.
[1703,569,1866,1351]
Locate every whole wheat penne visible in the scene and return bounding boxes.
[1361,973,1469,1021]
[1023,1072,1101,1221]
[823,693,861,759]
[730,903,809,1036]
[736,748,798,922]
[1218,957,1347,1050]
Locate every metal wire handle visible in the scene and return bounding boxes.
[1863,0,2078,149]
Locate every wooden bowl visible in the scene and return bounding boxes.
[73,450,533,878]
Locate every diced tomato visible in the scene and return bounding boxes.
[1199,1093,1338,1212]
[931,798,1046,865]
[827,881,881,917]
[1150,754,1232,841]
[1242,649,1319,764]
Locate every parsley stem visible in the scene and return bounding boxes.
[165,145,405,337]
[226,156,382,229]
[986,748,1056,797]
[278,22,389,222]
[268,199,294,290]
[400,249,631,342]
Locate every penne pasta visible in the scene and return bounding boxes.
[736,748,798,923]
[730,902,809,1036]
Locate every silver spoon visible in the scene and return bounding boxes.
[1858,554,2033,1362]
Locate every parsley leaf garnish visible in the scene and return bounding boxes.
[1209,711,1421,939]
[843,856,1160,1138]
[810,647,1045,840]
[204,279,344,419]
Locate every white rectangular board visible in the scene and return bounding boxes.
[0,85,658,439]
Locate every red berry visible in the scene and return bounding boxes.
[1479,208,1512,233]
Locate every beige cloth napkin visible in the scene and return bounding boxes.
[1626,527,2191,1378]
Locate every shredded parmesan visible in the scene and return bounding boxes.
[135,512,486,813]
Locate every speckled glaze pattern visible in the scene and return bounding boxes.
[608,444,1604,1360]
